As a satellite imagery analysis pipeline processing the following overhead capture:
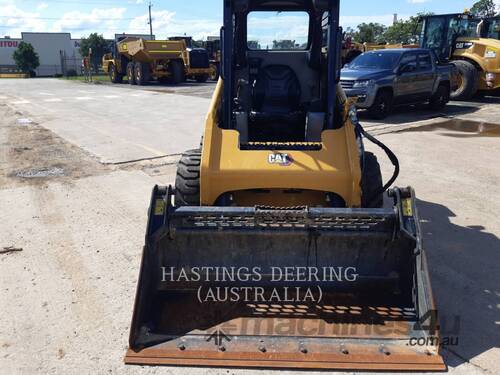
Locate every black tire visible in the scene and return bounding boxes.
[127,62,136,85]
[429,84,450,110]
[361,152,384,208]
[109,63,123,83]
[169,60,185,84]
[209,63,220,81]
[368,90,393,119]
[196,74,209,83]
[175,149,201,206]
[451,60,479,100]
[134,62,150,86]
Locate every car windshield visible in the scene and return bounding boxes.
[347,52,401,70]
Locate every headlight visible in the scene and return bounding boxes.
[353,79,375,88]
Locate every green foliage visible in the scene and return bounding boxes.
[470,0,497,17]
[353,23,387,43]
[12,42,40,73]
[382,13,434,44]
[247,40,261,49]
[272,40,297,49]
[79,33,108,72]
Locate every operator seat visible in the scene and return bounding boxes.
[249,65,305,142]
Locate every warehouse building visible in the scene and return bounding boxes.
[0,37,23,74]
[0,32,84,76]
[0,32,153,76]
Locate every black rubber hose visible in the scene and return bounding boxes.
[357,123,400,203]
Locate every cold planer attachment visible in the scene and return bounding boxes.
[125,186,446,371]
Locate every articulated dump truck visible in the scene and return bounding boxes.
[124,0,446,371]
[102,36,215,85]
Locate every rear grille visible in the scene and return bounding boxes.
[189,49,209,69]
[340,80,354,89]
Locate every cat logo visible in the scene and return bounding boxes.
[268,153,294,166]
[455,42,473,49]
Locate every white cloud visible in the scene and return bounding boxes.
[407,0,431,4]
[51,8,127,36]
[36,2,48,11]
[128,11,221,40]
[0,4,46,37]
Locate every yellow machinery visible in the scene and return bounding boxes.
[125,0,446,371]
[341,38,365,65]
[203,38,222,81]
[364,42,419,51]
[102,36,215,85]
[420,13,500,99]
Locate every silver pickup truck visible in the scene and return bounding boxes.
[340,48,455,119]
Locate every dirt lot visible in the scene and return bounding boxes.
[0,85,499,375]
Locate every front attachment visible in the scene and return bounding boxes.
[125,186,445,371]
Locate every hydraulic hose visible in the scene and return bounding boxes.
[357,122,400,206]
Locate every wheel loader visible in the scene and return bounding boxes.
[420,12,500,100]
[125,0,446,371]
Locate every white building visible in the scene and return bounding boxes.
[0,32,97,76]
[22,32,82,76]
[0,37,23,72]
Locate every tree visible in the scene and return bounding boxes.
[353,23,387,43]
[247,40,261,49]
[382,13,434,44]
[470,0,497,17]
[272,40,297,49]
[12,42,40,74]
[79,33,108,73]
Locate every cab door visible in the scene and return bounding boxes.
[417,51,436,97]
[394,52,419,103]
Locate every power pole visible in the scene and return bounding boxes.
[148,1,153,39]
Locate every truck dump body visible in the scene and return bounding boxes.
[125,186,446,371]
[118,38,185,62]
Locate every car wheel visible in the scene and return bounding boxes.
[369,90,393,120]
[429,84,450,110]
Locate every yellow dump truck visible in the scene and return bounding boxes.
[102,36,214,85]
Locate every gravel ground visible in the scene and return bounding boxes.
[0,94,498,375]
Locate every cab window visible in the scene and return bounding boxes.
[247,11,310,50]
[418,52,433,71]
[399,53,418,73]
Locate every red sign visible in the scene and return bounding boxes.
[0,41,19,48]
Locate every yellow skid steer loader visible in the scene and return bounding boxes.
[125,0,446,371]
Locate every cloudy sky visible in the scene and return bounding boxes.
[0,0,498,40]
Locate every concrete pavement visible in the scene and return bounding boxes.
[1,78,212,164]
[0,78,498,375]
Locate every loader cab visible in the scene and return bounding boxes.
[420,13,500,62]
[221,0,343,144]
